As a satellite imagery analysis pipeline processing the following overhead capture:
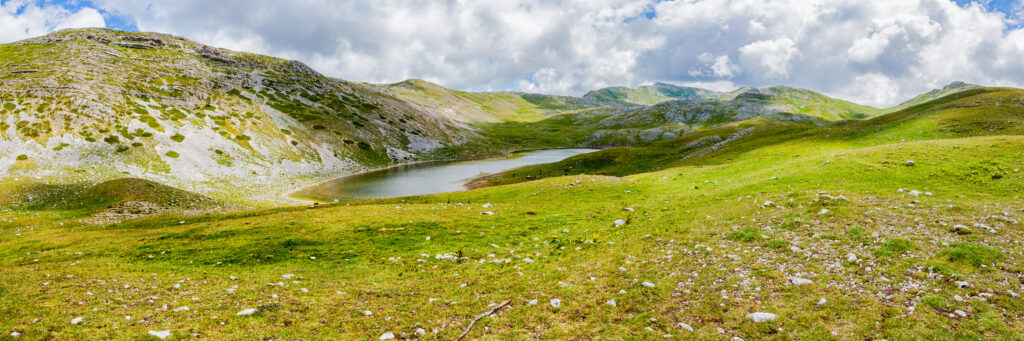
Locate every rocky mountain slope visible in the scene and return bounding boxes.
[0,29,483,203]
[381,79,607,123]
[583,82,715,105]
[483,84,885,148]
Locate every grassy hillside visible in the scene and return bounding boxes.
[479,87,1022,186]
[0,87,1022,339]
[887,81,980,113]
[583,82,715,105]
[479,85,884,150]
[384,79,605,123]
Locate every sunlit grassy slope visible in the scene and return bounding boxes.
[1,86,1023,339]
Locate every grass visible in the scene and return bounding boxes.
[2,31,1024,340]
[2,128,1023,339]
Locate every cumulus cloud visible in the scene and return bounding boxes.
[5,0,1024,107]
[0,0,106,43]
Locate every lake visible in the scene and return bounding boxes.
[290,148,598,201]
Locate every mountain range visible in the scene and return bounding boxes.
[0,28,983,204]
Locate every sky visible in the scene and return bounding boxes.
[2,0,1024,107]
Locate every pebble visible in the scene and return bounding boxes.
[414,328,426,336]
[606,299,616,307]
[677,323,694,331]
[379,332,395,340]
[614,219,626,226]
[642,282,655,287]
[550,298,562,308]
[70,317,83,325]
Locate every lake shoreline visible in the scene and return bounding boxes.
[287,147,599,202]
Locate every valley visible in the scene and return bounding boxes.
[0,29,1022,340]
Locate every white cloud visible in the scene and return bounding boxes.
[0,1,106,43]
[4,0,1024,107]
[739,38,800,77]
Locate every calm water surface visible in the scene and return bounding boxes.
[292,148,598,201]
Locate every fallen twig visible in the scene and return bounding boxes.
[456,299,512,341]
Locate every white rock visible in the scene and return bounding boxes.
[148,330,171,339]
[527,299,538,305]
[954,310,967,317]
[379,332,395,340]
[282,274,295,279]
[10,331,20,337]
[236,308,258,316]
[70,317,83,325]
[789,246,802,252]
[908,190,922,196]
[818,209,829,215]
[606,299,617,307]
[229,276,238,280]
[550,298,562,308]
[761,201,774,208]
[614,219,626,226]
[789,277,813,285]
[677,323,694,331]
[482,203,492,208]
[481,211,495,215]
[363,310,373,316]
[173,306,190,312]
[642,282,655,287]
[746,312,778,322]
[817,298,827,305]
[846,253,858,262]
[414,328,426,336]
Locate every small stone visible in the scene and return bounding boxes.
[789,277,813,285]
[614,219,626,226]
[817,298,827,305]
[846,253,858,262]
[379,332,395,340]
[236,308,258,316]
[746,312,777,322]
[282,274,295,279]
[905,160,915,166]
[414,328,426,336]
[71,317,83,325]
[550,298,562,308]
[677,323,694,331]
[527,299,538,305]
[642,282,655,287]
[148,330,171,339]
[954,310,967,317]
[606,299,616,307]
